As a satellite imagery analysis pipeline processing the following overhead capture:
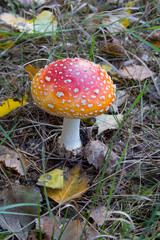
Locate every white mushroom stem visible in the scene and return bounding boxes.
[58,118,82,151]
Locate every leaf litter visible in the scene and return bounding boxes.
[46,166,89,203]
[0,186,41,240]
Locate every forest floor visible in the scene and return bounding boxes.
[0,0,160,239]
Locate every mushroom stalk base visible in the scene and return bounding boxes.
[58,118,82,152]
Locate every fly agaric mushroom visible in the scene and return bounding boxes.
[31,58,116,152]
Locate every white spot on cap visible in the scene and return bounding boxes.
[100,96,105,100]
[81,79,84,82]
[68,100,71,103]
[62,59,66,62]
[108,94,111,98]
[56,92,64,98]
[70,62,73,65]
[81,108,84,111]
[61,99,66,104]
[82,95,86,98]
[91,95,96,99]
[48,71,51,73]
[97,103,101,107]
[100,72,104,76]
[48,104,54,108]
[74,96,78,98]
[106,106,109,111]
[71,109,74,112]
[88,104,93,108]
[84,75,87,78]
[81,100,86,105]
[60,64,63,66]
[45,76,51,82]
[85,88,89,91]
[83,68,87,71]
[90,81,94,84]
[74,88,79,93]
[97,77,100,80]
[76,72,80,75]
[44,92,47,96]
[75,65,79,67]
[76,104,79,108]
[59,72,62,74]
[64,79,72,83]
[99,109,104,112]
[106,87,109,90]
[94,89,99,94]
[63,66,66,69]
[38,73,42,76]
[40,80,43,83]
[92,76,96,79]
[69,69,72,72]
[54,64,57,66]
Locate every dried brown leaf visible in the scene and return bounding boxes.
[120,65,155,81]
[84,140,119,176]
[0,146,30,175]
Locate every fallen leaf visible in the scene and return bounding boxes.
[147,30,160,48]
[120,65,155,81]
[0,94,28,118]
[102,38,124,55]
[95,114,124,135]
[0,32,14,50]
[16,0,45,7]
[37,169,63,189]
[35,215,65,239]
[84,13,101,34]
[112,90,129,112]
[84,140,119,176]
[0,11,57,36]
[102,15,125,33]
[46,166,89,203]
[90,206,107,226]
[26,64,40,81]
[0,186,41,240]
[120,0,137,28]
[0,145,29,175]
[36,216,99,240]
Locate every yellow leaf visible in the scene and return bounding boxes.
[46,166,89,203]
[0,11,57,36]
[120,0,137,28]
[26,64,40,81]
[37,169,63,189]
[0,94,28,118]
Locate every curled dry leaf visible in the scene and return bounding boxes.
[26,64,40,81]
[112,90,129,112]
[84,140,119,176]
[0,145,30,175]
[46,166,89,203]
[90,206,107,226]
[95,113,124,135]
[36,216,99,240]
[0,186,41,240]
[120,65,155,81]
[102,38,124,55]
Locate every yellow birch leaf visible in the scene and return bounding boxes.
[0,11,57,36]
[0,94,28,118]
[46,166,89,203]
[120,0,137,28]
[26,64,40,81]
[37,169,63,189]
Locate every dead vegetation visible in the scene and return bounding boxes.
[0,0,160,239]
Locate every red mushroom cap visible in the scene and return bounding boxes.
[31,58,116,119]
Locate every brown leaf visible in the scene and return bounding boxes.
[0,145,30,175]
[84,140,119,176]
[26,64,40,81]
[120,65,155,81]
[90,206,107,226]
[46,166,89,203]
[0,186,41,240]
[102,39,124,55]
